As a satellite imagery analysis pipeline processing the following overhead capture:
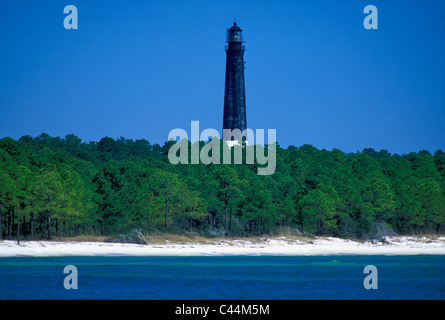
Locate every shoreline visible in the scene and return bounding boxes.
[1,236,445,257]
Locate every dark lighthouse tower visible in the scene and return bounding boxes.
[223,22,246,142]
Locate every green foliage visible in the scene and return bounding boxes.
[299,184,343,235]
[1,135,445,240]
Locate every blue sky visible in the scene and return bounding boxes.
[1,0,444,154]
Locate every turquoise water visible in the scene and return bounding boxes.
[0,255,444,299]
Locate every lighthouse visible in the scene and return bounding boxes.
[222,22,247,143]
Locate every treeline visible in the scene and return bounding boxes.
[1,133,445,241]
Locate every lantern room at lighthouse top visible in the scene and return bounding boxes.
[226,22,244,43]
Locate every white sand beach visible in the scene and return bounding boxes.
[1,236,445,257]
